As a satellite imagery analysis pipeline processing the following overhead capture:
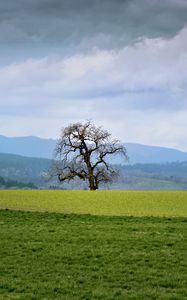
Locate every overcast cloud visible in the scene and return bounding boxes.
[0,0,187,150]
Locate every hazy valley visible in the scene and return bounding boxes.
[0,136,187,190]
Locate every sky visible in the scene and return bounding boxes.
[0,0,187,151]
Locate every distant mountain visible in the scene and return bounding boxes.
[124,143,187,164]
[0,135,56,159]
[0,135,187,164]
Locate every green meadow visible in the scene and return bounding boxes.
[0,191,187,299]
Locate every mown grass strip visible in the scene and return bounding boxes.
[0,190,187,217]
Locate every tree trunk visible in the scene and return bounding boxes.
[84,153,97,190]
[89,178,97,190]
[88,173,97,190]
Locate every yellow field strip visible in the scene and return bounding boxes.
[0,190,187,217]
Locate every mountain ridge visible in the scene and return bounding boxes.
[0,135,187,163]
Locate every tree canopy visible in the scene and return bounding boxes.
[50,121,127,190]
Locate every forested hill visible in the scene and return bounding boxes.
[0,153,187,190]
[0,153,52,188]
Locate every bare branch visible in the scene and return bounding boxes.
[49,121,127,190]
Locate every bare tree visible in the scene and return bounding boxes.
[50,121,127,190]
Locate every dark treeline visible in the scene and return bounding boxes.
[0,176,37,189]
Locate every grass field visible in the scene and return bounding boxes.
[0,190,187,216]
[0,210,187,300]
[0,191,187,299]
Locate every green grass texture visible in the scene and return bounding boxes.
[0,190,187,217]
[0,210,186,300]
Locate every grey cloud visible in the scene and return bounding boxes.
[0,0,187,50]
[1,26,187,114]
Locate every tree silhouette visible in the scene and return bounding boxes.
[50,121,127,190]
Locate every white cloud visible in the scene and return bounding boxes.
[0,27,187,150]
[1,26,187,101]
